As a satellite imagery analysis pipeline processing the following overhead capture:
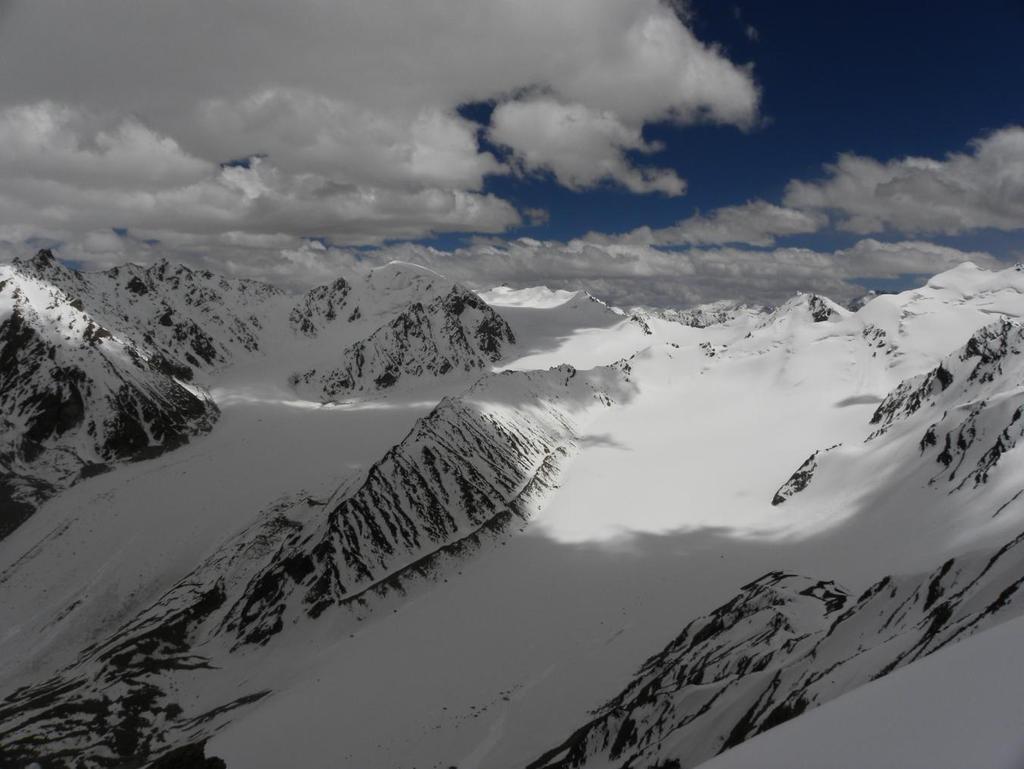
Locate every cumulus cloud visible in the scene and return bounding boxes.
[785,127,1024,235]
[196,90,504,191]
[0,0,759,127]
[3,0,1007,304]
[831,238,1002,277]
[0,102,211,189]
[491,99,686,195]
[0,103,519,246]
[587,201,826,246]
[0,0,758,235]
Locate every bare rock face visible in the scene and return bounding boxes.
[13,250,283,370]
[771,319,1024,508]
[0,254,520,539]
[0,362,634,768]
[526,528,1024,769]
[291,264,516,398]
[0,253,221,537]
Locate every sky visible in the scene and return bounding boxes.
[0,0,1021,306]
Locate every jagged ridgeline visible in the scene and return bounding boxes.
[528,313,1024,769]
[0,362,635,768]
[526,528,1024,769]
[0,252,230,535]
[11,253,1024,769]
[289,263,516,398]
[0,253,519,538]
[772,318,1024,507]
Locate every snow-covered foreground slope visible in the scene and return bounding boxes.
[526,527,1024,769]
[5,258,1024,768]
[696,613,1024,769]
[0,363,633,767]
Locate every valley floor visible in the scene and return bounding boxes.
[208,317,1016,769]
[4,263,1024,768]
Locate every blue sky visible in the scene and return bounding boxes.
[0,0,1021,305]
[442,0,1024,260]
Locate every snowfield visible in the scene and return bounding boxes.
[696,613,1024,769]
[2,252,1024,768]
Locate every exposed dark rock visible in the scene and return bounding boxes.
[147,740,227,769]
[295,286,515,398]
[526,530,1024,769]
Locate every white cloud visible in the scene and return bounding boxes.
[20,228,996,308]
[0,0,759,127]
[831,238,1002,276]
[0,104,519,246]
[0,0,758,215]
[340,238,997,307]
[785,127,1024,235]
[536,2,760,127]
[196,90,504,191]
[0,0,764,255]
[588,201,826,246]
[0,102,212,189]
[491,98,686,195]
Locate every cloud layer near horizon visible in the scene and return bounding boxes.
[785,127,1024,236]
[4,232,998,309]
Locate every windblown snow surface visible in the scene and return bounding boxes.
[2,257,1024,768]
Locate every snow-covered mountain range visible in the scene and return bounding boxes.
[0,254,518,537]
[3,252,1024,768]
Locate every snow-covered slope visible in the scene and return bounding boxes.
[0,254,524,539]
[6,257,1024,769]
[12,249,284,370]
[0,362,634,768]
[773,316,1024,513]
[291,275,515,397]
[0,257,219,536]
[526,527,1024,769]
[639,298,768,329]
[525,279,1024,769]
[696,613,1024,769]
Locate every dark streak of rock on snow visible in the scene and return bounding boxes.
[292,284,515,398]
[0,362,634,767]
[1,254,225,537]
[526,529,1024,769]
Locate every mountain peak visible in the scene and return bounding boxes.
[760,292,847,327]
[32,248,57,266]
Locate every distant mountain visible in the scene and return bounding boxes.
[775,317,1024,507]
[0,254,519,538]
[757,292,849,327]
[641,299,768,329]
[291,264,516,398]
[12,250,283,370]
